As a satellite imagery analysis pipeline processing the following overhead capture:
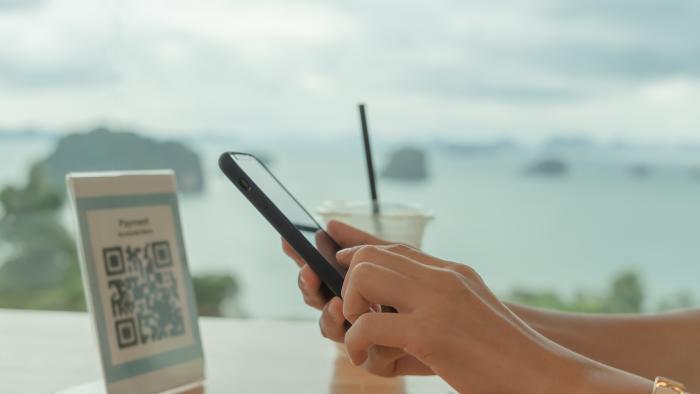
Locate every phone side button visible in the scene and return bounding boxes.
[238,178,252,191]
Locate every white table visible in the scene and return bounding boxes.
[0,309,454,393]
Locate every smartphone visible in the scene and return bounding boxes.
[218,152,345,300]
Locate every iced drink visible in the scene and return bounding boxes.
[317,201,433,248]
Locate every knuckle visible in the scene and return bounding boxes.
[300,288,322,309]
[447,270,469,290]
[403,323,434,360]
[425,267,464,293]
[435,266,460,282]
[352,312,371,332]
[319,306,340,340]
[386,243,412,254]
[309,296,324,309]
[297,271,305,289]
[351,261,375,280]
[354,245,379,262]
[456,263,476,277]
[452,263,483,282]
[364,358,394,378]
[344,324,361,350]
[342,303,364,324]
[366,347,401,377]
[363,363,383,376]
[354,260,374,273]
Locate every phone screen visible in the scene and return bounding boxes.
[230,153,346,275]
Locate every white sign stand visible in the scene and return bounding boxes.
[62,171,205,394]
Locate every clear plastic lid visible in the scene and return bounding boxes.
[317,201,433,220]
[316,201,433,247]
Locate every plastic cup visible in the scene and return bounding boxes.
[316,201,433,248]
[317,200,432,388]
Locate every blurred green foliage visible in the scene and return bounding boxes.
[509,270,694,313]
[193,274,245,317]
[0,162,241,317]
[0,163,84,310]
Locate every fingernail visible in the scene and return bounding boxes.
[330,298,342,321]
[350,351,366,366]
[336,248,350,258]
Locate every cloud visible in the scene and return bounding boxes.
[538,0,700,78]
[0,0,698,141]
[0,55,117,90]
[0,0,45,11]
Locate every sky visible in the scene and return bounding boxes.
[0,0,699,143]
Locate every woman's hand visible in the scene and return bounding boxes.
[282,221,433,376]
[338,243,654,393]
[284,221,652,393]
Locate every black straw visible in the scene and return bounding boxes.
[358,103,380,215]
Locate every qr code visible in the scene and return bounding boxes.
[102,241,185,349]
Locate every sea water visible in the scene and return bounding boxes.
[1,140,699,319]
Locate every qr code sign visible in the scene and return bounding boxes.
[102,241,185,350]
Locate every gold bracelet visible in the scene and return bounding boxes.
[652,377,687,394]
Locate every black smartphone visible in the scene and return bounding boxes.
[219,152,345,300]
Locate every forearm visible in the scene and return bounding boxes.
[507,303,700,391]
[559,345,652,394]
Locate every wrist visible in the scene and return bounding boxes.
[547,342,652,394]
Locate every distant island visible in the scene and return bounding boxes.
[438,139,517,156]
[543,136,596,151]
[524,158,568,177]
[40,128,205,193]
[691,167,700,181]
[381,147,428,181]
[629,164,651,178]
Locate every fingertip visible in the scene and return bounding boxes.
[335,248,349,259]
[348,349,367,366]
[300,264,321,286]
[335,246,356,262]
[321,298,331,313]
[329,297,344,320]
[326,219,341,233]
[327,220,356,244]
